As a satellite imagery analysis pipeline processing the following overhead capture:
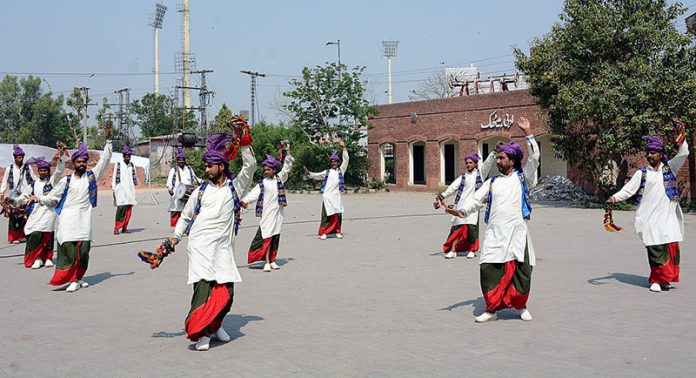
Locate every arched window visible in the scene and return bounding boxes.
[381,143,396,184]
[410,141,426,185]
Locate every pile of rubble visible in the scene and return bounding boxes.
[529,176,598,205]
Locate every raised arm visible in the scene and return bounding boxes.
[668,140,689,173]
[609,171,642,203]
[0,166,9,195]
[479,151,497,179]
[92,141,113,179]
[232,145,257,197]
[51,155,67,186]
[340,148,349,173]
[278,155,295,184]
[522,135,540,188]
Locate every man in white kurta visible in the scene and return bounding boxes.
[1,145,38,243]
[453,117,539,323]
[33,140,113,293]
[167,147,199,226]
[242,152,294,272]
[609,131,689,292]
[305,140,349,239]
[438,151,496,259]
[168,131,256,351]
[111,146,137,234]
[16,152,67,269]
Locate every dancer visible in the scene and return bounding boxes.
[166,147,199,227]
[242,147,294,272]
[608,121,689,292]
[448,117,539,322]
[29,129,113,292]
[167,129,256,351]
[436,150,496,259]
[304,139,348,239]
[112,146,138,234]
[1,145,37,244]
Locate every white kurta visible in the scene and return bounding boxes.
[460,136,540,266]
[242,156,294,239]
[611,141,689,246]
[308,149,349,216]
[440,152,497,226]
[111,162,137,206]
[1,163,38,200]
[39,142,113,244]
[17,156,67,234]
[172,146,256,285]
[166,165,199,212]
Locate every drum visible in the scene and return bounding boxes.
[174,183,195,202]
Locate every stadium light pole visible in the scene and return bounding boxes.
[149,3,167,94]
[382,40,399,104]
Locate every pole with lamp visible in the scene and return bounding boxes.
[381,40,399,104]
[149,3,167,95]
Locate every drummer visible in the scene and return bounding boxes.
[167,147,199,227]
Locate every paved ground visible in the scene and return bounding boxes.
[0,189,694,377]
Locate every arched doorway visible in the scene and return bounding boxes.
[440,140,459,185]
[380,143,396,184]
[410,141,426,185]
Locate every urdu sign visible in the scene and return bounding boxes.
[480,111,514,129]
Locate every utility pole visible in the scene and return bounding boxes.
[240,70,266,126]
[77,87,97,144]
[175,69,214,133]
[115,88,132,145]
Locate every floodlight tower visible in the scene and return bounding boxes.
[148,3,167,94]
[381,40,398,104]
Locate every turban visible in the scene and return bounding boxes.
[122,146,133,155]
[202,133,235,180]
[643,136,664,153]
[12,145,25,157]
[262,155,281,169]
[329,151,340,162]
[27,156,51,169]
[464,152,480,163]
[498,140,524,163]
[71,142,89,162]
[175,147,186,159]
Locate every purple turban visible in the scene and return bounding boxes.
[498,140,524,163]
[464,152,480,163]
[643,136,664,152]
[122,146,133,156]
[71,142,89,162]
[27,156,51,169]
[329,151,340,162]
[262,154,281,169]
[202,133,235,180]
[12,145,25,157]
[176,147,186,159]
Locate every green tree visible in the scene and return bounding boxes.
[214,103,234,131]
[514,0,696,193]
[131,93,174,138]
[0,75,71,147]
[283,62,377,186]
[65,87,90,147]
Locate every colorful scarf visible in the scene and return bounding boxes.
[171,165,194,188]
[484,168,532,224]
[636,160,680,205]
[7,164,34,191]
[255,177,287,217]
[26,179,54,216]
[453,170,483,204]
[115,162,138,185]
[55,171,97,215]
[321,168,345,193]
[186,180,242,236]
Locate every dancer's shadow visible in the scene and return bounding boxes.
[123,228,145,234]
[81,271,135,286]
[186,314,265,350]
[587,273,648,288]
[152,330,186,338]
[245,257,295,269]
[439,297,486,316]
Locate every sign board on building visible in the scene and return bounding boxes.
[480,111,514,129]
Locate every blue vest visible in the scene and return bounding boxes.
[187,180,242,236]
[454,170,483,204]
[635,162,679,205]
[484,169,532,224]
[55,171,97,215]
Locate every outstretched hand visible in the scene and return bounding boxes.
[517,117,531,135]
[303,166,309,174]
[104,123,113,140]
[338,138,346,149]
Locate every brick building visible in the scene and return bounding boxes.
[367,89,696,200]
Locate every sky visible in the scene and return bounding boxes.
[1,0,694,130]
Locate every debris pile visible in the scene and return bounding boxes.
[529,176,597,204]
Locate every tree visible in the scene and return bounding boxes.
[283,62,377,186]
[409,70,459,100]
[0,75,71,147]
[65,87,90,147]
[131,93,174,138]
[514,0,696,193]
[214,103,233,131]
